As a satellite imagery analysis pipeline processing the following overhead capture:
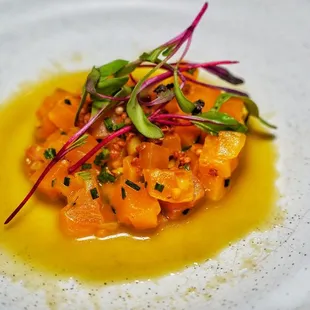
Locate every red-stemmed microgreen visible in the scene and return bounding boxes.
[184,74,248,97]
[68,125,133,174]
[5,2,276,225]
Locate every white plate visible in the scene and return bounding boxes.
[0,0,310,309]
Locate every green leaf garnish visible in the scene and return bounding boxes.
[96,76,129,96]
[162,46,174,57]
[212,93,277,129]
[98,59,129,77]
[127,96,163,138]
[114,60,141,77]
[91,85,132,117]
[192,111,247,134]
[140,47,164,63]
[212,93,233,111]
[126,67,164,138]
[173,68,195,113]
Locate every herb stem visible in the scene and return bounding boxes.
[4,158,58,224]
[138,60,238,91]
[155,119,192,127]
[152,113,230,126]
[185,75,248,97]
[68,125,133,174]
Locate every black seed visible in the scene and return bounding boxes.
[111,206,116,214]
[192,99,205,115]
[154,84,167,94]
[64,99,71,105]
[166,83,174,90]
[182,209,190,215]
[224,179,230,187]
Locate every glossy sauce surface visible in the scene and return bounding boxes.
[0,72,277,282]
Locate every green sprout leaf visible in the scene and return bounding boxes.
[96,76,129,96]
[192,111,247,134]
[212,93,233,111]
[162,45,174,57]
[173,68,195,113]
[126,60,166,139]
[98,59,129,77]
[140,47,164,63]
[127,96,163,138]
[212,93,277,129]
[114,60,141,77]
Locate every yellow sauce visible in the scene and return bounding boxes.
[0,72,277,283]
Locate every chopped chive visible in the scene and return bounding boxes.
[224,179,230,188]
[121,187,126,200]
[154,182,164,192]
[113,122,125,131]
[51,178,56,187]
[183,164,190,171]
[76,171,92,181]
[144,181,148,188]
[125,179,141,191]
[63,177,70,187]
[94,148,110,166]
[60,131,67,135]
[97,167,116,184]
[64,99,71,105]
[81,163,92,170]
[44,148,56,160]
[182,145,192,152]
[182,208,190,215]
[104,117,114,132]
[111,206,116,214]
[90,188,99,199]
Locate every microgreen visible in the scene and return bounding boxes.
[173,67,195,113]
[5,2,276,225]
[98,59,129,77]
[212,93,277,129]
